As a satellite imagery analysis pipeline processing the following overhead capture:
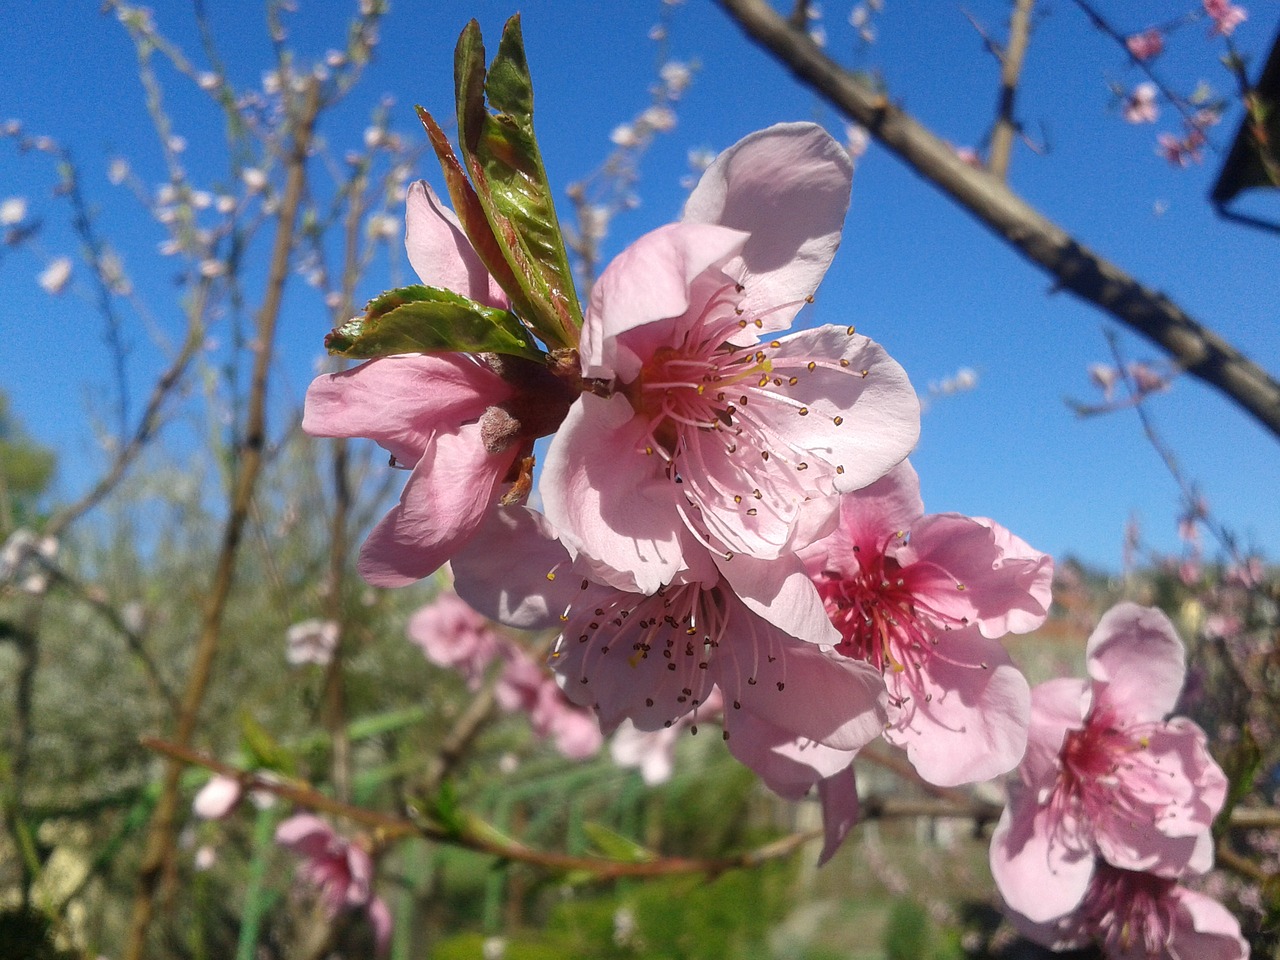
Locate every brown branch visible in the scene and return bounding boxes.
[123,79,322,960]
[715,0,1280,442]
[141,737,822,879]
[988,0,1036,180]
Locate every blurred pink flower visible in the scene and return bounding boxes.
[1158,129,1206,167]
[1126,28,1165,60]
[495,645,603,760]
[800,461,1048,786]
[544,122,919,592]
[406,592,499,689]
[990,603,1228,924]
[1123,82,1159,124]
[1204,0,1247,36]
[286,618,340,666]
[192,775,242,820]
[1010,863,1249,959]
[275,814,392,954]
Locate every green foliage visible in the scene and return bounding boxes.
[325,284,543,361]
[446,16,584,349]
[0,909,79,960]
[0,392,56,530]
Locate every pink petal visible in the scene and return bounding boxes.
[405,180,507,307]
[714,550,840,646]
[714,610,887,751]
[989,801,1095,923]
[366,896,394,956]
[763,326,920,495]
[817,764,860,866]
[580,221,747,380]
[899,514,1052,638]
[449,505,587,630]
[302,354,507,465]
[192,775,242,820]
[1023,678,1089,793]
[683,122,853,333]
[1169,887,1250,960]
[883,626,1030,786]
[836,460,925,557]
[541,393,689,594]
[553,589,713,734]
[275,814,338,858]
[724,707,857,798]
[1086,602,1186,724]
[357,424,514,587]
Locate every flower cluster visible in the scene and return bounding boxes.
[407,591,602,759]
[989,603,1246,959]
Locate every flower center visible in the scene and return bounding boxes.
[815,550,925,673]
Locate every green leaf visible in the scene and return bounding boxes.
[581,822,655,863]
[238,711,295,776]
[325,284,543,361]
[452,16,584,350]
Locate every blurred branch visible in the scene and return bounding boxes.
[45,304,204,540]
[124,78,322,960]
[143,736,821,879]
[988,0,1035,180]
[715,0,1280,442]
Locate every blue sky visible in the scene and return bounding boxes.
[1,0,1277,572]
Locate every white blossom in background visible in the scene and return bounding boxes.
[242,168,267,193]
[107,158,130,185]
[366,212,399,240]
[0,196,27,225]
[215,194,236,215]
[659,60,692,98]
[610,123,639,148]
[197,71,220,90]
[199,259,226,279]
[286,618,341,666]
[167,134,187,154]
[38,257,73,295]
[98,248,131,295]
[844,123,870,162]
[0,529,59,594]
[638,104,676,133]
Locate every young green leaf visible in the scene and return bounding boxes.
[453,16,584,350]
[325,284,543,361]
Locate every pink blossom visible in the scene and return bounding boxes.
[495,644,603,760]
[1157,129,1206,167]
[1204,0,1247,37]
[192,775,242,820]
[304,182,538,587]
[1126,28,1165,61]
[799,461,1047,786]
[286,618,340,666]
[1010,863,1249,960]
[989,603,1228,924]
[406,592,500,689]
[544,123,919,592]
[448,504,889,772]
[275,814,392,954]
[1124,83,1159,124]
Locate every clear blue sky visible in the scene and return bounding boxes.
[1,0,1277,572]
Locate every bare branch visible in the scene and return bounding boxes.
[988,0,1036,180]
[715,0,1280,441]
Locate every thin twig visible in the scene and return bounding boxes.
[123,79,323,960]
[141,737,821,879]
[988,0,1035,180]
[714,0,1280,442]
